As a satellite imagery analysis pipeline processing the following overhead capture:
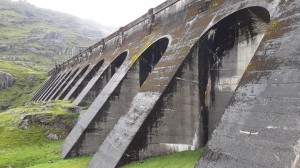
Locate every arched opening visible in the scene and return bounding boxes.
[194,6,270,144]
[116,7,270,165]
[139,38,169,86]
[65,38,170,158]
[58,65,90,100]
[111,52,127,77]
[78,51,128,106]
[38,74,62,101]
[45,70,72,101]
[69,60,104,100]
[53,68,79,100]
[33,75,56,101]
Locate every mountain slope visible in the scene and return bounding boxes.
[0,0,111,110]
[0,0,107,68]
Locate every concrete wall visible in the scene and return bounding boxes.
[75,60,140,155]
[33,0,300,167]
[197,0,300,167]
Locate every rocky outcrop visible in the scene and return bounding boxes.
[18,112,78,140]
[0,44,12,52]
[0,71,15,89]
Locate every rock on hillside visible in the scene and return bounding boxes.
[0,71,15,89]
[0,0,111,68]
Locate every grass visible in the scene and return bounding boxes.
[122,148,204,168]
[28,156,91,168]
[0,100,83,168]
[0,99,204,168]
[0,61,47,110]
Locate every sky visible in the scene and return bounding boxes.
[26,0,166,27]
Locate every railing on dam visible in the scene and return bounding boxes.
[48,0,182,76]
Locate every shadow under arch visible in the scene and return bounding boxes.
[115,6,271,166]
[139,37,169,86]
[195,6,270,144]
[68,59,105,101]
[52,68,80,100]
[32,75,56,101]
[58,64,90,100]
[44,70,73,101]
[37,73,62,101]
[75,50,128,106]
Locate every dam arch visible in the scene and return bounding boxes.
[116,6,271,165]
[45,70,72,101]
[37,74,62,101]
[52,68,80,100]
[62,36,170,158]
[68,59,105,101]
[194,6,270,144]
[74,50,128,106]
[59,64,90,100]
[31,0,300,167]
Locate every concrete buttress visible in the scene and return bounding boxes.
[33,0,300,167]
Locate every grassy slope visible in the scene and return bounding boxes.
[0,0,108,110]
[0,61,47,109]
[123,148,204,168]
[28,149,203,168]
[0,99,203,168]
[0,0,104,67]
[0,1,204,168]
[0,100,82,168]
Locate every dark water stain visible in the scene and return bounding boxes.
[197,6,269,144]
[117,7,270,165]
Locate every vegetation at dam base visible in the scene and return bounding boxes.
[0,1,205,167]
[0,99,203,168]
[122,148,204,168]
[0,100,78,168]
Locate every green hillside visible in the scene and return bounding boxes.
[0,1,203,167]
[0,100,87,168]
[0,100,202,168]
[0,0,105,67]
[0,0,109,110]
[0,61,46,110]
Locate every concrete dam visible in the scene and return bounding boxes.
[33,0,300,167]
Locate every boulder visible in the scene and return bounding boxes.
[0,71,15,89]
[18,112,77,140]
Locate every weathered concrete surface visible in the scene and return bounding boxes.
[33,75,57,101]
[62,38,168,157]
[54,68,83,100]
[87,1,278,168]
[32,76,50,101]
[46,70,72,101]
[33,0,299,167]
[37,74,62,101]
[61,65,90,100]
[43,73,69,101]
[197,0,300,167]
[72,51,125,106]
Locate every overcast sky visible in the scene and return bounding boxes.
[27,0,166,27]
